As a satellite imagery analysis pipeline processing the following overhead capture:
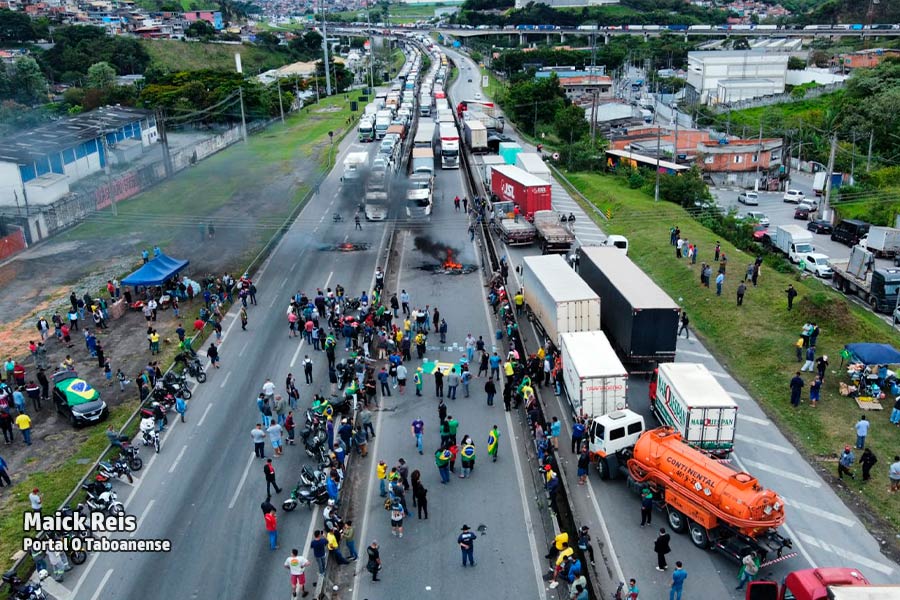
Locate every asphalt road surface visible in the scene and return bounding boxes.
[445,45,900,597]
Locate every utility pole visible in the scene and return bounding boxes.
[654,124,662,202]
[797,122,803,167]
[101,132,117,216]
[754,121,763,191]
[157,108,172,177]
[320,0,332,96]
[672,110,679,163]
[822,133,838,214]
[866,130,874,173]
[850,132,857,181]
[276,79,284,123]
[235,53,247,143]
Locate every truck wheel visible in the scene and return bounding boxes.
[667,509,687,533]
[869,296,879,309]
[689,522,709,549]
[596,457,610,481]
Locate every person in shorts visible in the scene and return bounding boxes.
[284,548,310,597]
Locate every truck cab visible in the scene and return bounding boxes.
[587,409,645,480]
[831,219,870,247]
[747,568,872,600]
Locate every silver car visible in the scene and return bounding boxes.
[738,191,759,205]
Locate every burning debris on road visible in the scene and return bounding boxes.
[318,243,370,252]
[414,236,477,275]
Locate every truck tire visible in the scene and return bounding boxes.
[689,522,710,549]
[667,508,687,533]
[597,457,610,480]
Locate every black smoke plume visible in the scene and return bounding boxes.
[414,236,460,262]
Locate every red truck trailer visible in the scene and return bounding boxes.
[490,164,551,219]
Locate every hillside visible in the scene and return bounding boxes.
[806,0,900,23]
[140,39,288,73]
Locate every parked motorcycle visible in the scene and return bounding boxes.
[118,443,143,472]
[58,504,91,540]
[2,569,49,600]
[282,478,330,511]
[304,429,328,459]
[176,352,207,383]
[82,479,124,516]
[159,372,192,399]
[45,530,87,565]
[98,457,134,484]
[139,417,160,453]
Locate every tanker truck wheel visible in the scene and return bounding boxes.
[667,508,687,533]
[688,522,710,549]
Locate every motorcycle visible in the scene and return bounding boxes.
[98,457,134,484]
[160,372,192,399]
[304,429,328,459]
[81,480,124,517]
[118,443,143,472]
[45,530,87,565]
[282,478,330,511]
[176,352,207,383]
[139,417,161,453]
[58,505,91,540]
[3,569,49,600]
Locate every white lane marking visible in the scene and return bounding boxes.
[291,262,297,272]
[734,434,794,455]
[219,306,240,344]
[88,569,114,600]
[228,452,256,509]
[781,496,855,527]
[678,349,712,358]
[319,214,326,223]
[197,403,213,427]
[129,499,156,538]
[239,343,248,357]
[324,270,334,290]
[313,226,319,233]
[168,444,187,474]
[280,276,288,289]
[737,413,770,426]
[220,370,232,388]
[290,340,306,368]
[796,532,894,575]
[343,233,349,243]
[69,552,99,599]
[268,294,278,308]
[737,457,822,487]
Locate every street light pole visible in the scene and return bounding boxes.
[320,0,332,96]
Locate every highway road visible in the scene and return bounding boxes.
[445,44,900,597]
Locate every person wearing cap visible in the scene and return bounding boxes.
[458,524,477,567]
[640,488,654,527]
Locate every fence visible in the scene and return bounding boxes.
[710,82,844,113]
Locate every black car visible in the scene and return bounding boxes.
[52,371,109,427]
[807,219,833,234]
[794,206,810,220]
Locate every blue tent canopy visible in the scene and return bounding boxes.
[843,343,900,365]
[121,253,189,287]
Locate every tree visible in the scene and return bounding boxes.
[658,166,710,208]
[0,9,36,42]
[87,61,117,89]
[186,20,216,39]
[12,57,47,105]
[787,56,806,70]
[554,103,588,145]
[289,30,323,61]
[254,31,281,52]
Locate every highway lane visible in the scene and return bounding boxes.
[55,129,392,600]
[444,44,900,596]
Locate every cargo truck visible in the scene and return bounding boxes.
[532,210,574,254]
[773,225,815,263]
[813,171,843,196]
[858,226,900,258]
[341,152,369,182]
[490,164,552,219]
[522,255,601,346]
[498,141,522,165]
[479,155,506,190]
[490,200,536,246]
[651,363,738,458]
[749,568,900,600]
[411,147,434,175]
[588,417,794,563]
[386,123,406,141]
[413,122,435,148]
[374,110,392,139]
[462,119,488,153]
[455,100,505,132]
[831,246,900,313]
[559,331,628,418]
[438,122,460,169]
[515,152,551,184]
[578,247,679,370]
[358,118,375,143]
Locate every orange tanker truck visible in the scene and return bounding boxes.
[589,412,794,564]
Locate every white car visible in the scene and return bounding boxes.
[797,199,817,211]
[737,191,759,205]
[801,253,833,278]
[744,211,770,226]
[474,92,482,100]
[784,189,806,203]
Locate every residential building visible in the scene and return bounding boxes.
[686,50,789,105]
[514,0,618,7]
[833,48,900,71]
[183,10,224,30]
[0,106,158,211]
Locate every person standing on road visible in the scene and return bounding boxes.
[571,418,585,453]
[447,368,460,400]
[264,458,282,497]
[366,541,381,581]
[487,425,499,462]
[640,488,653,526]
[303,356,313,385]
[626,578,639,599]
[342,521,358,561]
[414,367,423,397]
[435,448,451,484]
[855,415,870,449]
[284,548,311,598]
[668,562,687,600]
[735,551,759,590]
[411,418,424,455]
[354,215,362,230]
[267,421,284,457]
[789,372,804,408]
[577,525,595,567]
[397,364,407,394]
[678,313,689,340]
[411,470,428,519]
[785,285,798,310]
[577,447,589,485]
[310,530,328,580]
[654,528,671,571]
[251,424,266,458]
[458,524,477,567]
[484,378,496,406]
[434,368,444,398]
[264,509,278,551]
[838,446,855,480]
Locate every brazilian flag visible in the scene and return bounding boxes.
[60,378,99,406]
[487,430,499,456]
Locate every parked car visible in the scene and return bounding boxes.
[752,224,768,240]
[807,219,833,234]
[894,305,900,325]
[783,189,806,203]
[831,219,870,246]
[52,371,109,427]
[794,206,811,220]
[738,191,759,205]
[800,253,833,278]
[743,211,770,226]
[798,199,817,211]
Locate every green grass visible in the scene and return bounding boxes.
[0,99,357,580]
[140,39,289,73]
[708,92,839,131]
[566,171,900,531]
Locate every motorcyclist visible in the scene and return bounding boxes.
[323,500,343,533]
[360,291,369,309]
[374,268,385,292]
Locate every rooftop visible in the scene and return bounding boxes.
[0,105,153,164]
